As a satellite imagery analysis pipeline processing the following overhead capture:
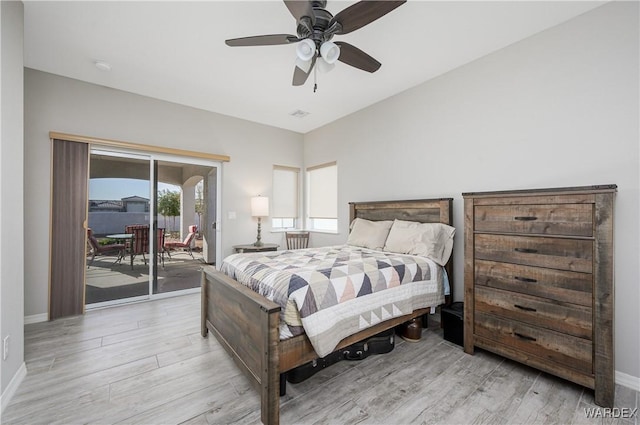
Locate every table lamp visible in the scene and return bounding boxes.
[251,196,269,247]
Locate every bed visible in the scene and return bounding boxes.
[201,198,454,425]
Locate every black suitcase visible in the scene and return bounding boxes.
[286,349,344,384]
[286,328,395,384]
[341,327,395,360]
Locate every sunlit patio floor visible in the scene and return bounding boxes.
[85,249,207,304]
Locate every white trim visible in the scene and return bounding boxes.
[216,164,222,268]
[85,288,201,311]
[148,159,155,296]
[616,370,640,391]
[86,295,150,311]
[151,151,221,167]
[24,313,48,324]
[0,362,26,413]
[308,229,340,235]
[90,147,150,161]
[150,286,200,301]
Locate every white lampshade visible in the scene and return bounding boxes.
[251,196,269,217]
[316,57,335,74]
[296,38,316,61]
[320,41,340,64]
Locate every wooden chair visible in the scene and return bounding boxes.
[164,225,197,259]
[285,231,309,250]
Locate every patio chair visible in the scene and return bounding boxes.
[164,225,197,259]
[125,224,150,267]
[86,228,125,267]
[286,231,310,250]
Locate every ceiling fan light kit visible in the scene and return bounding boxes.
[224,0,406,91]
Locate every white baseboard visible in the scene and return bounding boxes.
[24,313,47,324]
[616,370,640,391]
[0,362,26,413]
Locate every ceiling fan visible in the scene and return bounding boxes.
[225,0,406,89]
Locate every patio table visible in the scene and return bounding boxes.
[106,233,134,268]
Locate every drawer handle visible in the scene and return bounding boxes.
[514,216,538,221]
[515,248,538,254]
[514,276,537,283]
[514,304,537,312]
[514,332,537,342]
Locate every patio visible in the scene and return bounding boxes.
[85,241,206,305]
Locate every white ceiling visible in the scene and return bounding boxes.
[23,1,606,134]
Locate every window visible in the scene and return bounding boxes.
[272,165,299,230]
[306,161,338,232]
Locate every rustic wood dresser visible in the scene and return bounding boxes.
[462,185,616,407]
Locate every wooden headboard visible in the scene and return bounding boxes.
[348,198,454,301]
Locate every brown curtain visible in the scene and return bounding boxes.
[50,139,89,319]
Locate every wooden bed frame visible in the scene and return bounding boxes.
[201,198,453,424]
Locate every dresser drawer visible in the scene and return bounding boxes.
[475,234,593,273]
[475,286,592,339]
[474,260,592,306]
[474,204,593,237]
[474,312,592,375]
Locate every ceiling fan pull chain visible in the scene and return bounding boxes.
[313,61,318,93]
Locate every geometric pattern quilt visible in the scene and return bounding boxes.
[220,245,445,357]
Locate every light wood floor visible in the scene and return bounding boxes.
[3,293,638,425]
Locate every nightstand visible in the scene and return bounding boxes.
[233,243,279,253]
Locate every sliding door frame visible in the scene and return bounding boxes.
[49,132,229,318]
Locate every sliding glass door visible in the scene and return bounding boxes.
[152,157,217,295]
[85,150,152,306]
[85,149,220,308]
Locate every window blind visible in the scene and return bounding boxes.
[307,161,337,219]
[272,165,299,218]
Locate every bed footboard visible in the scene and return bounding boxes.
[201,266,281,425]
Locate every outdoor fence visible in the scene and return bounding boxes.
[88,212,184,236]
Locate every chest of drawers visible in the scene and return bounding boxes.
[463,185,616,407]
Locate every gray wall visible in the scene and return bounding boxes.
[24,69,304,318]
[1,0,25,403]
[304,2,639,380]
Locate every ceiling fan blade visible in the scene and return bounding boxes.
[283,0,316,26]
[334,42,381,73]
[292,55,317,86]
[225,34,299,47]
[330,0,406,35]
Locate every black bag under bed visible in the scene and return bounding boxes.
[285,328,396,384]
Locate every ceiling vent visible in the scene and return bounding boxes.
[289,109,310,118]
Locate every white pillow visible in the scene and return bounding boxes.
[347,218,393,251]
[383,219,455,266]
